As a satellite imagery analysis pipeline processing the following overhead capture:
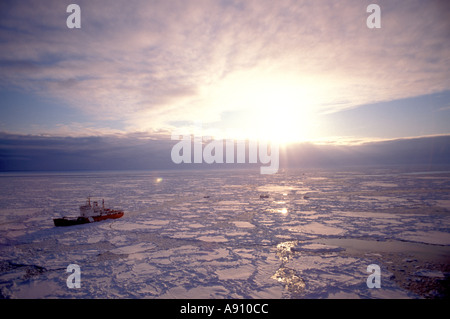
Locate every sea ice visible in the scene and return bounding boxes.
[0,168,449,299]
[397,231,450,245]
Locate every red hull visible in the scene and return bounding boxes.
[92,211,124,222]
[53,211,124,227]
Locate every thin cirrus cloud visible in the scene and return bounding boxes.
[0,0,449,140]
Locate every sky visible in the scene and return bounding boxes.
[0,0,449,171]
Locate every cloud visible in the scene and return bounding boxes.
[437,105,450,112]
[0,131,175,171]
[0,0,449,136]
[1,132,449,171]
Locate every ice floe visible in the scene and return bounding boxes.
[0,168,449,298]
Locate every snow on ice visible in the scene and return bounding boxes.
[0,168,449,298]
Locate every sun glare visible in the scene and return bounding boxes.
[209,70,320,145]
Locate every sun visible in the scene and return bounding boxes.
[244,85,316,145]
[207,69,319,145]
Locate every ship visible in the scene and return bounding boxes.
[53,197,124,227]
